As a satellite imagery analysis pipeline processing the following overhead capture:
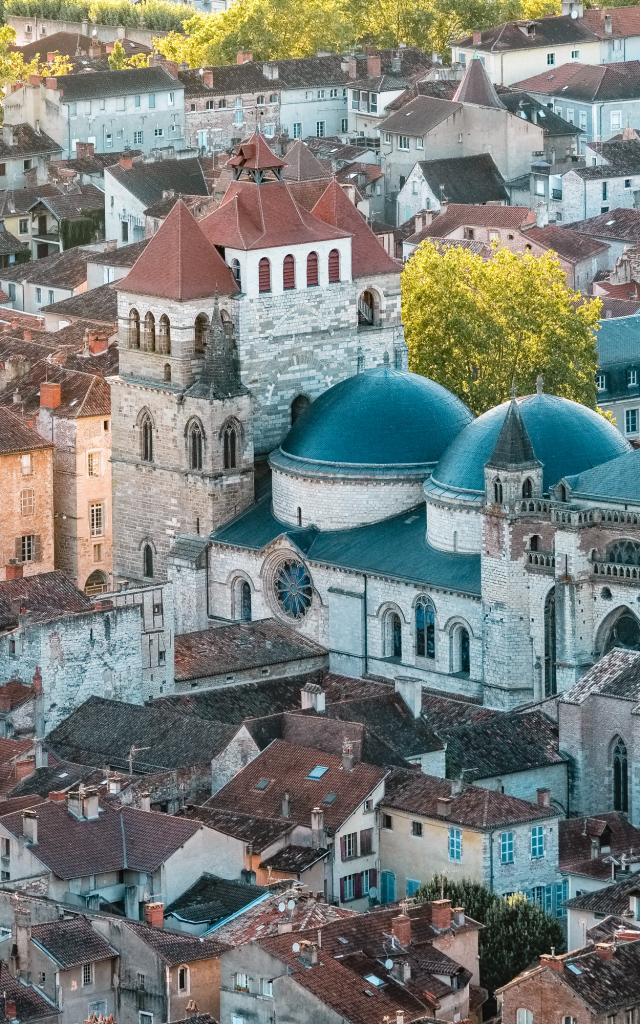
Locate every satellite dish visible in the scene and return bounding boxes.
[292,942,301,953]
[369,887,378,899]
[287,899,296,910]
[384,958,393,970]
[278,902,286,913]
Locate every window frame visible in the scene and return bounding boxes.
[448,826,462,862]
[530,824,545,860]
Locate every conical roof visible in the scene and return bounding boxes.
[311,179,399,277]
[118,199,239,300]
[227,131,286,174]
[283,140,330,182]
[453,57,505,109]
[487,397,540,469]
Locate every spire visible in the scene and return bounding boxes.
[452,56,505,110]
[185,298,246,400]
[487,398,540,469]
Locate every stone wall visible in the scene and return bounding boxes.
[0,446,54,581]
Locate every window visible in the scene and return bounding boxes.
[341,874,355,901]
[382,813,393,830]
[133,130,143,145]
[448,826,462,862]
[415,595,435,659]
[258,256,271,293]
[256,94,265,105]
[269,93,277,102]
[177,966,189,993]
[230,259,241,288]
[544,587,556,696]
[149,94,156,109]
[626,178,633,189]
[121,220,128,242]
[341,831,358,860]
[531,825,545,859]
[154,127,164,138]
[139,1014,153,1024]
[47,289,54,304]
[307,765,328,780]
[359,827,373,854]
[611,110,622,132]
[546,52,555,65]
[291,395,310,424]
[116,96,125,112]
[20,454,32,476]
[105,132,113,149]
[35,288,42,304]
[0,164,6,177]
[500,831,514,864]
[20,489,34,516]
[89,502,104,538]
[168,90,175,106]
[306,251,319,287]
[188,420,204,471]
[263,123,275,138]
[141,413,153,463]
[143,544,154,579]
[8,284,15,301]
[134,94,141,108]
[341,117,348,132]
[234,972,249,992]
[87,452,101,477]
[20,535,35,563]
[1,837,9,857]
[398,135,410,150]
[328,248,340,283]
[596,372,606,391]
[613,736,629,812]
[628,368,638,387]
[458,627,470,675]
[259,978,273,997]
[406,878,421,897]
[223,421,238,469]
[411,820,423,838]
[579,110,587,130]
[82,963,93,987]
[93,544,102,563]
[494,478,503,503]
[384,611,402,659]
[516,1011,533,1024]
[293,122,302,139]
[626,408,639,434]
[316,121,326,137]
[602,181,608,201]
[283,253,295,290]
[522,477,533,499]
[19,219,28,234]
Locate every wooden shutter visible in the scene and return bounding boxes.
[369,867,377,889]
[282,254,295,290]
[258,258,271,293]
[354,872,363,899]
[307,251,319,287]
[340,836,347,861]
[328,248,340,283]
[33,535,41,562]
[339,877,346,902]
[360,828,373,856]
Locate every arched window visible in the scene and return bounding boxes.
[158,314,171,354]
[459,628,470,675]
[84,570,108,595]
[291,394,311,424]
[603,609,640,653]
[128,308,140,349]
[384,611,402,660]
[223,421,238,469]
[188,420,204,471]
[307,251,319,287]
[494,478,503,504]
[283,254,296,290]
[544,587,556,696]
[522,477,533,498]
[140,412,153,463]
[220,308,234,339]
[143,312,155,352]
[328,248,340,283]
[142,543,154,579]
[258,257,271,293]
[358,289,379,328]
[195,313,208,354]
[164,363,171,383]
[230,259,241,289]
[612,736,629,812]
[607,540,640,566]
[415,596,435,659]
[240,581,251,622]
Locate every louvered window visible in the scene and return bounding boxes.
[258,257,271,293]
[328,248,340,283]
[306,251,319,287]
[283,254,295,290]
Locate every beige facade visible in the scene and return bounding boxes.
[0,432,54,582]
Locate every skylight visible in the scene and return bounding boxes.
[307,765,328,780]
[365,974,385,988]
[255,778,270,790]
[567,963,583,975]
[322,792,337,805]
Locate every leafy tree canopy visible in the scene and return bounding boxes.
[0,24,72,90]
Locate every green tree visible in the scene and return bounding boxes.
[401,240,601,415]
[0,25,72,92]
[416,877,565,997]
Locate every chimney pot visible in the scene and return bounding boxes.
[236,51,253,64]
[21,809,38,845]
[539,953,564,973]
[40,380,62,409]
[301,682,325,713]
[367,54,382,78]
[391,912,411,947]
[431,898,452,930]
[48,790,67,802]
[144,901,164,929]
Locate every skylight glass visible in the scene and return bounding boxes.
[364,974,385,988]
[567,963,583,975]
[307,765,328,780]
[255,778,270,790]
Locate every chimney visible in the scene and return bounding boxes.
[301,682,325,713]
[342,739,354,772]
[119,154,134,171]
[34,739,48,769]
[590,837,600,859]
[281,790,290,818]
[263,62,279,79]
[236,51,253,64]
[367,54,382,78]
[539,953,564,973]
[431,898,452,930]
[535,204,549,229]
[45,77,57,90]
[394,677,422,719]
[12,900,31,981]
[14,756,35,781]
[48,790,66,802]
[144,901,164,929]
[88,332,108,355]
[75,141,95,160]
[311,806,326,848]
[4,1000,16,1021]
[39,381,62,409]
[347,55,358,79]
[82,787,99,820]
[21,809,37,845]
[537,787,551,808]
[139,791,151,812]
[413,210,433,233]
[595,942,615,960]
[391,913,411,947]
[67,789,83,818]
[452,906,465,927]
[396,1011,405,1024]
[391,959,411,983]
[629,891,640,919]
[5,562,23,581]
[108,775,122,796]
[390,52,401,73]
[201,68,214,88]
[436,796,452,818]
[472,29,482,44]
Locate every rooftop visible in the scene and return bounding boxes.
[565,447,640,504]
[565,871,640,915]
[523,223,608,262]
[31,916,118,968]
[0,571,91,632]
[213,886,355,946]
[560,812,640,879]
[124,920,228,964]
[413,153,508,206]
[106,156,209,209]
[456,14,601,53]
[283,140,331,183]
[0,244,94,289]
[0,406,52,455]
[378,95,462,136]
[569,207,640,241]
[182,805,293,852]
[514,60,640,101]
[0,123,61,159]
[41,282,117,324]
[420,202,535,237]
[56,66,183,102]
[560,647,640,705]
[0,963,58,1022]
[165,872,266,926]
[0,364,112,419]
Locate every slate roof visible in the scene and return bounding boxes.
[523,223,608,262]
[8,760,105,798]
[565,871,640,914]
[106,156,209,208]
[596,311,640,365]
[560,813,640,878]
[174,619,326,681]
[41,283,117,324]
[31,916,118,968]
[208,738,386,833]
[560,647,640,704]
[0,245,93,289]
[421,203,535,236]
[0,571,91,632]
[311,179,399,276]
[564,448,640,503]
[0,800,201,878]
[182,805,293,851]
[514,60,640,101]
[499,90,581,136]
[383,767,556,827]
[414,154,508,206]
[165,872,266,925]
[46,695,240,772]
[574,139,640,179]
[453,57,505,108]
[0,124,61,158]
[57,66,183,102]
[0,406,52,454]
[570,207,640,242]
[213,499,482,596]
[456,15,600,53]
[0,963,58,1022]
[29,184,104,221]
[378,95,462,136]
[487,396,539,469]
[124,920,228,963]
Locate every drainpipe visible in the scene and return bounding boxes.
[205,540,212,619]
[489,829,495,893]
[363,573,369,676]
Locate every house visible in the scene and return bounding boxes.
[211,884,356,946]
[513,60,640,146]
[496,934,640,1024]
[344,49,434,137]
[220,899,482,1024]
[0,125,61,190]
[520,222,610,290]
[27,185,104,260]
[0,408,54,581]
[0,961,59,1024]
[396,153,508,227]
[565,871,640,949]
[204,738,386,908]
[380,768,564,910]
[0,792,218,918]
[3,66,187,160]
[594,312,640,440]
[559,812,640,919]
[49,141,143,189]
[402,203,536,259]
[0,245,98,314]
[335,161,384,219]
[164,874,268,935]
[564,206,640,261]
[0,224,29,271]
[559,137,640,223]
[104,154,210,245]
[12,31,150,72]
[0,184,89,256]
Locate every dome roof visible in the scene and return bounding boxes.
[429,393,631,497]
[277,365,473,472]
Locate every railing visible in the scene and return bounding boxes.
[552,508,640,527]
[592,560,640,582]
[514,499,555,516]
[526,550,556,571]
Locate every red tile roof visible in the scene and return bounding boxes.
[583,5,640,40]
[0,407,52,455]
[214,888,355,947]
[560,812,640,878]
[227,132,286,172]
[311,180,400,277]
[422,203,535,236]
[523,223,609,262]
[120,199,239,300]
[0,679,33,711]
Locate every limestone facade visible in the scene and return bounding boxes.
[0,426,54,582]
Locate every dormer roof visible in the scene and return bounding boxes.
[227,131,287,176]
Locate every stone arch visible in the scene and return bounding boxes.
[445,616,473,676]
[84,570,108,595]
[194,312,208,354]
[137,407,155,463]
[186,417,205,472]
[220,416,242,470]
[231,574,253,622]
[158,314,171,355]
[607,538,640,566]
[414,594,436,659]
[596,604,640,656]
[381,606,403,660]
[143,311,156,352]
[128,308,140,349]
[493,477,503,504]
[140,537,157,579]
[610,734,629,813]
[357,286,382,328]
[522,477,533,498]
[258,256,271,293]
[529,534,542,552]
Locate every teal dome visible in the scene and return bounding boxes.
[429,393,631,497]
[277,366,473,472]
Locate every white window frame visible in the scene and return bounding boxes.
[89,502,104,538]
[625,408,638,434]
[596,372,606,391]
[20,454,32,476]
[610,110,622,132]
[292,122,302,139]
[316,121,326,138]
[398,135,410,151]
[20,488,35,516]
[82,962,94,987]
[627,369,638,387]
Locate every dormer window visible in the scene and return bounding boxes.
[627,368,637,387]
[527,23,536,35]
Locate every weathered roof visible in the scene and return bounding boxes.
[597,311,640,365]
[600,297,640,317]
[456,15,600,53]
[0,571,91,632]
[422,202,535,237]
[565,871,640,914]
[570,207,640,242]
[41,283,117,324]
[213,887,355,946]
[124,920,228,963]
[0,364,111,419]
[0,406,52,455]
[259,844,329,872]
[283,141,332,183]
[523,223,608,262]
[29,184,103,222]
[378,95,462,136]
[0,245,93,289]
[310,179,400,276]
[575,138,640,179]
[560,812,640,878]
[174,619,326,682]
[499,90,581,136]
[560,647,640,704]
[183,805,293,851]
[31,916,118,968]
[453,57,505,108]
[0,963,59,1022]
[57,66,183,102]
[106,156,209,208]
[514,60,640,101]
[414,154,508,206]
[165,872,266,925]
[0,123,61,158]
[0,225,27,257]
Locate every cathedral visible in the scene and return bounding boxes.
[111,132,640,711]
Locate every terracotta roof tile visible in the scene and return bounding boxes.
[31,916,118,968]
[0,571,91,632]
[283,140,331,183]
[421,203,535,236]
[523,223,609,262]
[184,805,293,851]
[214,887,355,946]
[174,619,326,681]
[124,920,228,964]
[311,179,399,277]
[0,406,51,454]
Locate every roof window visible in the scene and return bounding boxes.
[322,792,337,805]
[567,963,583,975]
[364,975,385,988]
[255,778,271,790]
[307,765,328,780]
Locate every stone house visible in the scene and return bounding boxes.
[0,125,61,191]
[0,183,84,258]
[164,874,268,936]
[0,960,59,1024]
[595,312,640,440]
[559,813,640,922]
[0,244,96,315]
[396,153,508,227]
[104,156,209,247]
[556,137,640,223]
[565,871,640,949]
[0,408,54,582]
[567,206,640,263]
[519,222,610,291]
[26,187,104,261]
[3,67,186,160]
[345,49,434,138]
[380,768,564,911]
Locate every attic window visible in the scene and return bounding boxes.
[255,778,270,790]
[364,974,385,988]
[337,936,349,945]
[566,963,583,975]
[307,765,328,780]
[322,792,337,805]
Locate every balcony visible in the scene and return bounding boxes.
[526,550,555,573]
[592,560,640,583]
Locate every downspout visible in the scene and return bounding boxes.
[205,540,212,619]
[489,829,495,893]
[363,573,369,676]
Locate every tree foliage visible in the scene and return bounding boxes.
[401,240,601,415]
[0,24,72,90]
[107,39,150,69]
[416,876,565,997]
[4,0,192,32]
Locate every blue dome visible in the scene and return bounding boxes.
[429,393,631,496]
[278,366,473,471]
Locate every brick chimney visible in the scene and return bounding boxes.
[236,51,253,64]
[119,154,134,171]
[347,55,358,79]
[48,790,67,802]
[15,757,35,781]
[472,29,482,44]
[4,999,16,1021]
[144,901,164,929]
[431,898,452,930]
[595,942,615,960]
[539,953,564,972]
[5,561,23,580]
[202,69,214,88]
[537,788,551,808]
[367,54,382,78]
[40,380,61,409]
[45,77,57,90]
[87,331,108,355]
[75,141,95,160]
[436,796,452,818]
[391,913,411,947]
